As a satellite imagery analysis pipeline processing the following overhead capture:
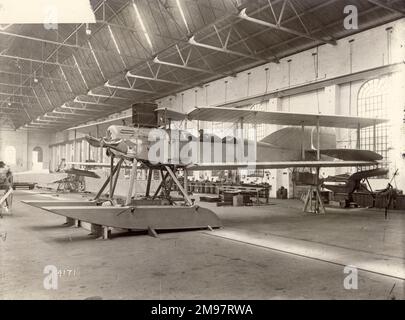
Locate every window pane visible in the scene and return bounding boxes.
[358,78,390,177]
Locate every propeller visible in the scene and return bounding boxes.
[85,135,128,154]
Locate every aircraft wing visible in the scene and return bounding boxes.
[186,160,381,171]
[187,107,388,129]
[67,115,132,136]
[64,168,101,179]
[155,107,187,121]
[306,149,383,161]
[67,162,134,169]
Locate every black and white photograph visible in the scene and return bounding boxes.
[0,0,404,306]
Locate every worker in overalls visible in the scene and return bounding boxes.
[0,161,13,217]
[379,183,397,220]
[379,170,399,220]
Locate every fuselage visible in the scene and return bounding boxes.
[104,125,337,165]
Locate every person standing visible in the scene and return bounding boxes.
[0,161,13,217]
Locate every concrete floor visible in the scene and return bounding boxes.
[0,190,404,299]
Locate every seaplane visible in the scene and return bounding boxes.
[22,103,388,239]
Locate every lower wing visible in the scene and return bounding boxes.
[186,160,381,171]
[67,162,134,169]
[305,149,383,161]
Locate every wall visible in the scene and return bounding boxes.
[0,129,52,172]
[156,20,405,111]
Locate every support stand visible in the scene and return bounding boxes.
[303,185,326,214]
[148,226,159,238]
[64,217,75,226]
[165,165,193,206]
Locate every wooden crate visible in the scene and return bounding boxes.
[395,195,405,210]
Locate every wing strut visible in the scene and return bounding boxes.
[125,159,138,206]
[316,117,320,161]
[93,158,124,200]
[301,124,305,160]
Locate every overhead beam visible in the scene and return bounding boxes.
[30,121,65,127]
[36,118,72,124]
[29,125,61,129]
[87,90,132,101]
[95,20,181,47]
[238,8,336,45]
[0,31,84,48]
[61,104,106,113]
[24,125,47,128]
[126,71,186,86]
[7,2,104,129]
[0,101,36,107]
[0,81,33,88]
[20,1,128,83]
[153,56,221,75]
[104,81,155,94]
[0,104,31,119]
[31,87,46,113]
[0,53,98,72]
[53,110,93,116]
[0,30,147,63]
[0,111,21,115]
[188,35,269,63]
[44,113,81,120]
[153,0,392,103]
[24,122,53,127]
[144,0,338,89]
[11,0,393,131]
[74,97,124,108]
[0,92,35,98]
[13,0,133,129]
[0,106,28,111]
[0,69,63,82]
[367,0,405,16]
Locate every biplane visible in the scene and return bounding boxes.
[22,104,388,238]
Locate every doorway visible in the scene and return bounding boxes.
[32,146,43,171]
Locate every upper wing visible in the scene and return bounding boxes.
[187,107,388,129]
[155,107,187,122]
[67,115,132,135]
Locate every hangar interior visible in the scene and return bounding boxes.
[0,0,405,299]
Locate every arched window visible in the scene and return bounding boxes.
[4,146,16,165]
[357,78,389,172]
